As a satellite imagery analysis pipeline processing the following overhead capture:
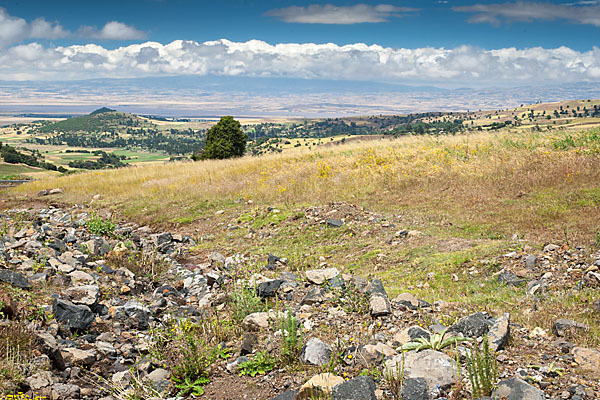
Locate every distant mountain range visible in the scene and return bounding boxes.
[1,76,600,118]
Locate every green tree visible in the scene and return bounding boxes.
[197,116,247,160]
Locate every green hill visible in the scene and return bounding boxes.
[35,109,153,134]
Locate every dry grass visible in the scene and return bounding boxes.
[9,128,600,244]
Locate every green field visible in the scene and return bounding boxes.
[0,162,43,176]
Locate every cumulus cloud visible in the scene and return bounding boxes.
[0,8,146,48]
[265,4,418,24]
[78,21,147,40]
[454,1,600,26]
[0,8,68,48]
[1,39,599,84]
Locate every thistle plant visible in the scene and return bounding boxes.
[399,328,472,352]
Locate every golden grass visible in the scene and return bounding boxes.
[9,128,600,243]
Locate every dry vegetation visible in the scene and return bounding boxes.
[10,128,600,244]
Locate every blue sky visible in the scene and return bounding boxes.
[0,1,599,86]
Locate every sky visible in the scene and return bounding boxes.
[0,0,599,87]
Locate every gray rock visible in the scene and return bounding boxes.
[243,312,270,331]
[37,332,66,370]
[26,371,54,390]
[62,347,97,366]
[241,332,258,355]
[369,294,392,317]
[401,377,430,400]
[385,350,456,393]
[448,312,494,338]
[497,271,526,287]
[306,268,340,285]
[146,368,170,383]
[493,377,545,400]
[394,293,420,310]
[0,269,31,289]
[66,285,100,307]
[553,319,588,337]
[51,383,81,399]
[394,326,431,345]
[257,279,284,298]
[300,338,332,366]
[367,279,388,297]
[327,219,343,228]
[226,355,249,373]
[525,254,538,269]
[114,301,151,330]
[488,313,510,351]
[270,390,298,400]
[331,376,376,400]
[300,287,325,305]
[53,298,95,330]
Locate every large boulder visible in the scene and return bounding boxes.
[385,350,456,393]
[0,269,31,289]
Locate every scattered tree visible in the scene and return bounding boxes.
[195,116,247,160]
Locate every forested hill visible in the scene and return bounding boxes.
[34,108,153,134]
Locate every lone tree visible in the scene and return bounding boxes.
[195,116,247,160]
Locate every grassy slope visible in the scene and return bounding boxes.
[6,127,600,346]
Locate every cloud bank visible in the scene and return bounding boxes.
[454,1,600,26]
[0,8,146,48]
[265,4,418,24]
[1,39,599,85]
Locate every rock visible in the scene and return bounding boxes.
[300,287,325,305]
[0,289,18,319]
[358,345,384,365]
[257,279,284,298]
[51,383,81,400]
[385,350,456,393]
[370,294,392,317]
[552,319,588,337]
[68,270,95,285]
[497,271,526,287]
[401,378,429,400]
[571,347,600,371]
[37,332,66,370]
[243,312,270,331]
[306,268,340,285]
[494,377,545,400]
[146,368,170,383]
[53,298,95,330]
[270,390,298,400]
[298,373,344,399]
[448,312,494,338]
[226,356,249,373]
[367,279,388,296]
[525,254,538,269]
[0,269,31,289]
[331,376,376,400]
[62,347,97,366]
[543,244,560,252]
[241,332,258,355]
[394,326,431,345]
[327,219,344,228]
[300,337,332,366]
[65,285,100,307]
[113,301,151,330]
[27,371,54,390]
[393,293,420,309]
[488,312,510,351]
[584,271,600,286]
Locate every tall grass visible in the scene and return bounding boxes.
[10,128,600,243]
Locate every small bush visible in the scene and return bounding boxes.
[105,249,169,283]
[229,286,263,323]
[86,213,116,237]
[238,351,277,377]
[465,335,498,399]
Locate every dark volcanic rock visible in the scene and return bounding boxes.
[0,269,31,289]
[53,298,95,331]
[257,279,284,298]
[331,376,376,400]
[401,378,429,400]
[448,312,494,338]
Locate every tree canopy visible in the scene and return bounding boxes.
[197,116,247,160]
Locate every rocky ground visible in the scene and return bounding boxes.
[0,200,599,400]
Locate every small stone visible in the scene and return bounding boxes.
[488,313,510,351]
[65,285,100,307]
[298,373,344,399]
[327,219,344,228]
[553,319,588,337]
[306,268,340,285]
[571,347,600,371]
[146,368,170,383]
[243,312,270,331]
[332,376,376,400]
[300,287,325,305]
[257,279,284,298]
[370,294,392,317]
[401,377,429,400]
[53,299,95,331]
[448,312,494,338]
[62,348,97,366]
[525,254,538,269]
[300,338,332,366]
[27,371,54,390]
[393,293,420,309]
[269,390,298,400]
[494,377,545,400]
[68,270,95,285]
[241,333,258,355]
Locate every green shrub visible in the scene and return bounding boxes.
[86,213,116,237]
[238,351,277,377]
[465,335,498,398]
[229,286,263,323]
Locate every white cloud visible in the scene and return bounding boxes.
[265,4,418,24]
[454,1,600,26]
[78,21,147,40]
[0,8,68,48]
[1,39,599,85]
[0,8,146,48]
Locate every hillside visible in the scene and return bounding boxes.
[1,126,599,399]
